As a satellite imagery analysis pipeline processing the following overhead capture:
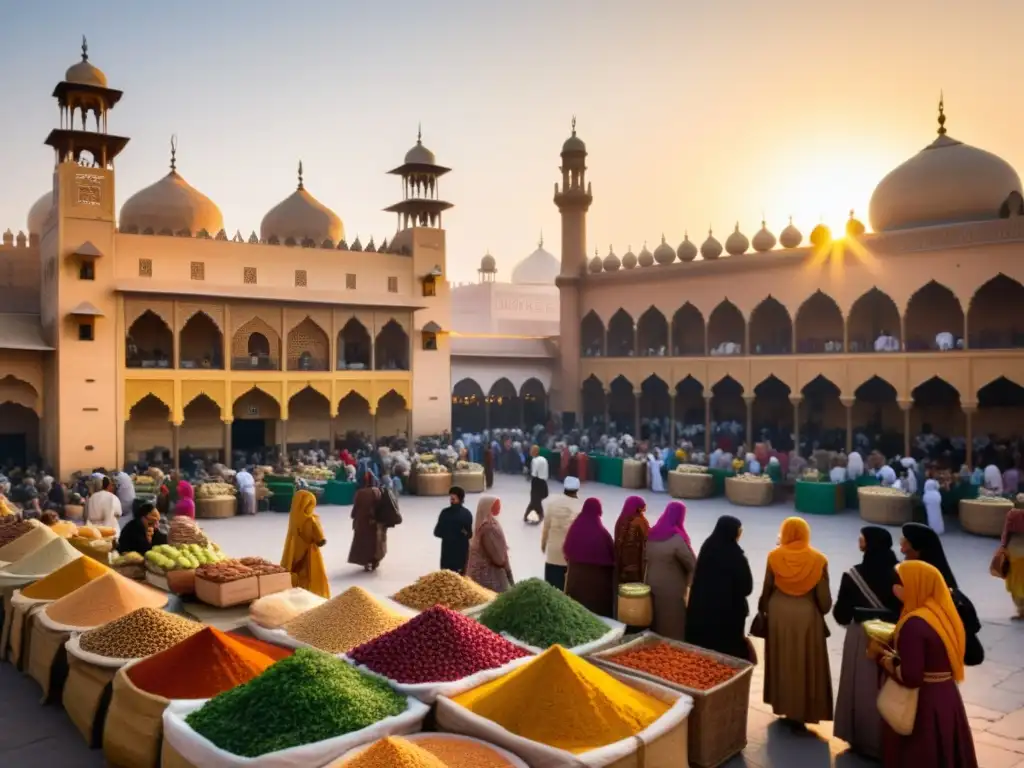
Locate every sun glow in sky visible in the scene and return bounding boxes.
[0,0,1022,283]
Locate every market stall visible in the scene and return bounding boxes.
[195,482,238,519]
[725,475,774,507]
[794,477,845,515]
[413,456,452,497]
[667,466,713,500]
[960,496,1014,538]
[858,486,913,525]
[452,461,486,493]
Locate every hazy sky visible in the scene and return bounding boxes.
[1,0,1021,283]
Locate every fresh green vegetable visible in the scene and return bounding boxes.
[477,578,609,649]
[185,647,406,757]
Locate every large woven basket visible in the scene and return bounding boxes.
[452,470,485,494]
[858,490,913,525]
[195,497,236,519]
[725,477,773,507]
[416,472,453,496]
[591,633,753,768]
[959,498,1012,538]
[622,459,647,489]
[668,472,713,499]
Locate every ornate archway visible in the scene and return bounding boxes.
[337,391,373,438]
[848,289,900,353]
[968,275,1024,350]
[853,376,901,455]
[905,282,963,352]
[126,310,174,368]
[374,320,409,370]
[181,394,225,462]
[520,378,547,429]
[287,318,330,371]
[607,310,635,357]
[288,386,332,445]
[179,311,223,369]
[452,378,486,433]
[976,377,1024,442]
[125,394,173,463]
[800,375,843,452]
[749,298,792,355]
[711,375,745,444]
[637,308,668,357]
[487,378,519,429]
[581,375,606,429]
[338,318,372,369]
[795,291,844,353]
[377,390,409,439]
[580,311,605,357]
[232,317,281,370]
[707,301,744,354]
[753,375,792,449]
[672,303,705,356]
[608,375,636,434]
[639,375,670,440]
[911,377,961,450]
[674,376,705,433]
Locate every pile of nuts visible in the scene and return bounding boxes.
[78,607,203,659]
[284,586,407,654]
[391,570,496,612]
[196,559,255,583]
[239,557,288,576]
[0,520,35,548]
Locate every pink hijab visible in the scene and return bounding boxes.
[647,501,691,547]
[563,498,615,566]
[175,481,196,519]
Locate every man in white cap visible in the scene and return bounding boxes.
[540,475,583,591]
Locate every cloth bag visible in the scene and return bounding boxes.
[27,622,71,703]
[876,677,917,736]
[8,594,46,669]
[63,635,132,747]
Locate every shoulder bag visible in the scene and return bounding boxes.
[877,675,918,736]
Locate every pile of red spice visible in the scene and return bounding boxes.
[607,641,739,691]
[126,626,291,699]
[348,605,530,684]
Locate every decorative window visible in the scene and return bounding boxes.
[387,276,398,293]
[190,261,205,280]
[295,269,308,287]
[244,267,257,284]
[346,273,356,290]
[78,322,94,341]
[422,331,438,351]
[79,262,95,280]
[138,258,153,277]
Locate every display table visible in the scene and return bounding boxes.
[959,498,1013,538]
[844,475,880,509]
[622,459,647,489]
[591,455,624,486]
[708,468,736,497]
[725,477,774,506]
[795,481,844,515]
[452,470,486,493]
[668,471,713,499]
[266,481,295,513]
[858,489,913,525]
[416,472,453,496]
[323,480,356,506]
[195,497,236,519]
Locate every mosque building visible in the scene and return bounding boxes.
[551,108,1024,464]
[0,42,453,478]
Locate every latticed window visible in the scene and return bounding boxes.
[295,269,308,287]
[190,261,205,280]
[138,258,153,277]
[244,267,257,284]
[346,273,356,290]
[387,276,398,293]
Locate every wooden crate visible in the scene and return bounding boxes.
[193,575,259,608]
[257,571,293,597]
[145,569,196,595]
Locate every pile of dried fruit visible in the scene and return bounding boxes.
[168,517,211,547]
[391,570,496,612]
[413,736,517,768]
[0,519,34,548]
[349,605,529,684]
[195,482,236,499]
[335,737,446,767]
[477,578,609,649]
[605,642,739,691]
[195,559,256,583]
[78,607,203,659]
[185,647,407,758]
[284,586,408,654]
[239,557,288,575]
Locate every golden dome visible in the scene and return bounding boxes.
[779,217,802,248]
[653,235,675,265]
[65,37,107,87]
[810,223,832,247]
[845,210,865,237]
[700,229,723,261]
[677,233,698,262]
[752,221,776,252]
[603,246,621,271]
[637,242,654,267]
[589,251,603,273]
[869,100,1022,232]
[622,246,637,269]
[725,223,749,256]
[120,156,223,237]
[260,163,344,245]
[27,190,54,236]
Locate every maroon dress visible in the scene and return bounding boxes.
[882,617,978,767]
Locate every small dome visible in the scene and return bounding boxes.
[845,210,866,238]
[562,118,586,154]
[780,218,802,248]
[589,252,603,273]
[65,39,106,87]
[404,128,436,165]
[637,242,654,267]
[622,246,637,269]
[27,190,54,236]
[810,223,832,247]
[260,164,344,245]
[603,246,621,271]
[700,229,723,261]
[512,237,560,284]
[653,235,675,265]
[752,221,776,252]
[677,233,698,262]
[120,168,223,237]
[480,252,497,272]
[725,223,749,256]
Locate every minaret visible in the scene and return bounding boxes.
[553,117,593,428]
[385,126,453,230]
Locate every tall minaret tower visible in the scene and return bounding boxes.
[553,118,592,428]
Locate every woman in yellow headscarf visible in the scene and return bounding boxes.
[758,517,833,724]
[875,561,977,767]
[280,490,330,598]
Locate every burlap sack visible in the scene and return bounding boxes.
[10,599,46,670]
[0,585,16,660]
[103,665,173,768]
[160,739,197,768]
[27,622,70,703]
[63,650,119,747]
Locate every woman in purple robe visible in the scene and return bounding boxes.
[563,498,616,617]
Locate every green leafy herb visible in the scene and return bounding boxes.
[477,578,608,648]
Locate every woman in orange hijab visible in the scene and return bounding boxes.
[875,561,977,767]
[758,517,833,724]
[280,490,330,598]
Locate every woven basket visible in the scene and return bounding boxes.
[858,490,913,525]
[591,633,753,768]
[452,471,485,493]
[725,478,773,507]
[622,459,647,489]
[416,472,453,497]
[668,472,713,500]
[195,497,236,519]
[959,498,1012,538]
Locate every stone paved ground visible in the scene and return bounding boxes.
[3,475,1022,766]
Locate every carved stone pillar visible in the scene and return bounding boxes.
[840,395,855,454]
[743,394,755,447]
[790,395,803,455]
[704,394,713,455]
[963,402,976,468]
[898,399,913,456]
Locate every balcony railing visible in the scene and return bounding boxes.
[126,358,173,369]
[288,356,329,372]
[232,355,280,371]
[179,358,224,370]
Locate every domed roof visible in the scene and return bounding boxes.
[810,223,832,247]
[260,162,344,245]
[589,251,603,273]
[653,235,675,265]
[480,252,496,272]
[404,127,436,165]
[780,217,802,248]
[845,210,866,238]
[65,38,107,87]
[562,117,586,154]
[120,148,223,236]
[869,100,1022,232]
[27,190,54,236]
[603,246,621,271]
[752,221,776,252]
[511,235,560,284]
[638,242,655,267]
[700,229,723,261]
[677,233,698,262]
[622,246,637,269]
[725,223,749,256]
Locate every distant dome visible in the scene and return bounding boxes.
[27,190,54,236]
[725,223,749,256]
[260,165,343,245]
[589,253,603,273]
[480,252,496,272]
[622,246,637,269]
[511,237,560,284]
[404,129,436,165]
[603,246,621,272]
[780,218,802,248]
[653,235,675,265]
[65,40,106,87]
[810,223,832,247]
[677,233,698,262]
[562,124,586,155]
[700,230,723,261]
[637,243,654,267]
[752,221,776,252]
[845,210,866,238]
[120,169,223,236]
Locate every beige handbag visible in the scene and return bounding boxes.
[877,677,918,736]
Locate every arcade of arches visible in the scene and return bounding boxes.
[0,375,41,467]
[452,378,550,434]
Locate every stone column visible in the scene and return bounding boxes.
[223,420,232,465]
[633,388,640,437]
[172,423,181,471]
[790,395,803,455]
[603,388,610,431]
[669,393,677,446]
[279,419,288,459]
[518,397,525,429]
[703,394,712,455]
[743,394,755,447]
[840,396,855,453]
[963,403,976,468]
[328,417,336,452]
[898,399,912,456]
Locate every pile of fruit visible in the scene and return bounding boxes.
[76,525,117,539]
[239,556,288,576]
[196,482,236,499]
[416,462,448,475]
[454,461,484,472]
[604,641,740,691]
[132,474,158,490]
[477,578,609,649]
[111,552,144,567]
[145,543,226,572]
[195,559,257,583]
[734,473,772,482]
[860,486,910,497]
[297,467,333,481]
[391,570,496,612]
[673,464,708,474]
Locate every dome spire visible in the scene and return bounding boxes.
[81,35,89,61]
[538,229,543,248]
[937,91,947,136]
[297,160,304,191]
[169,134,177,173]
[417,122,422,144]
[571,115,577,136]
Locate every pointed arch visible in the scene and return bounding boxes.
[608,374,636,433]
[752,374,792,448]
[377,390,409,439]
[520,378,547,428]
[674,375,705,429]
[672,303,705,357]
[904,281,963,351]
[337,390,372,436]
[0,401,40,466]
[580,311,605,357]
[0,375,39,414]
[710,374,745,436]
[637,307,668,357]
[179,311,224,369]
[910,376,961,439]
[795,291,844,353]
[977,377,1024,440]
[374,319,409,371]
[125,394,173,461]
[639,374,670,438]
[707,300,744,354]
[606,309,635,357]
[749,297,792,355]
[487,377,519,429]
[287,317,330,371]
[968,274,1024,350]
[232,316,281,370]
[847,288,900,353]
[800,374,843,446]
[232,385,282,421]
[126,309,174,368]
[180,394,224,456]
[337,317,371,369]
[853,375,901,452]
[581,374,607,430]
[452,378,486,433]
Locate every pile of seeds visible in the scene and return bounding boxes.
[21,557,110,601]
[78,607,203,659]
[477,578,609,649]
[0,519,36,549]
[336,737,446,768]
[349,606,529,684]
[44,572,167,629]
[284,586,408,654]
[414,736,517,768]
[391,571,496,612]
[605,642,739,691]
[186,647,407,758]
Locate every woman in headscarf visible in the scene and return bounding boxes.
[562,498,616,617]
[686,515,753,660]
[613,496,649,587]
[759,517,833,724]
[833,526,902,759]
[922,478,944,534]
[999,497,1024,620]
[645,501,697,641]
[983,464,1003,495]
[466,496,513,593]
[280,489,329,598]
[873,561,977,767]
[116,502,168,556]
[348,481,402,572]
[174,480,195,519]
